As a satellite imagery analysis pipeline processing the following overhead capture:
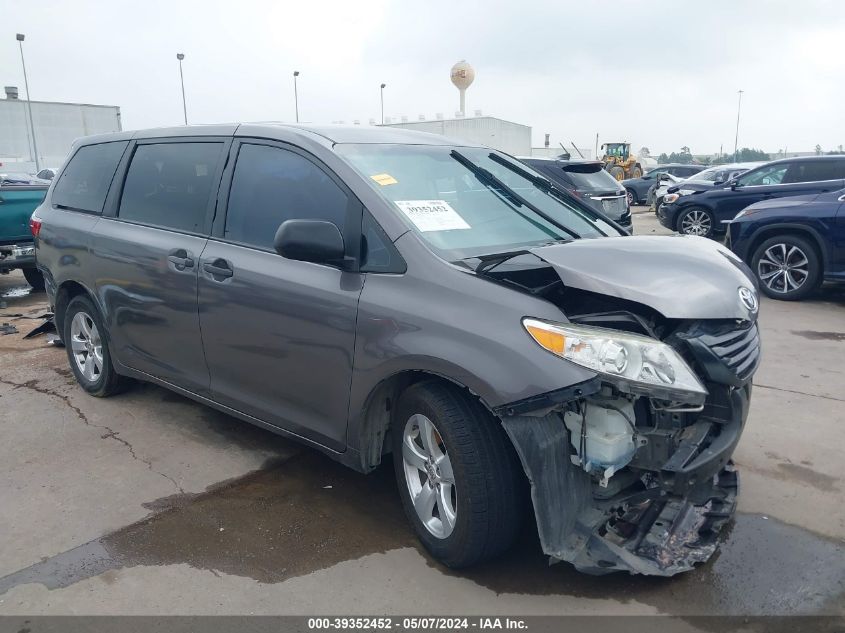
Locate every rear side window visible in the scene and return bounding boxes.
[785,160,845,183]
[118,142,223,233]
[224,143,349,250]
[52,141,127,213]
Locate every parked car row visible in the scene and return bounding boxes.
[640,155,845,301]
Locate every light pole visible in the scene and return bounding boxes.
[293,71,300,122]
[16,34,40,172]
[380,83,386,125]
[176,53,187,125]
[733,89,744,161]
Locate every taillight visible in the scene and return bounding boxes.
[29,215,42,238]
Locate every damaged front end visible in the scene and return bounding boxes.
[479,239,760,576]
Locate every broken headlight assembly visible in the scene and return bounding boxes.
[663,190,696,204]
[523,318,708,404]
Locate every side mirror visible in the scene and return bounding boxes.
[728,179,739,190]
[274,219,348,268]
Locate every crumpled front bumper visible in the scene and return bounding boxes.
[500,384,749,576]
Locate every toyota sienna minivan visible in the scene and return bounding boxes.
[33,124,760,577]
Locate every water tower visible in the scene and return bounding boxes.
[450,60,475,116]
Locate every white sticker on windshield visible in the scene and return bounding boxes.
[394,200,470,232]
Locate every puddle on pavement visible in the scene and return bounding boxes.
[791,330,845,342]
[0,449,842,616]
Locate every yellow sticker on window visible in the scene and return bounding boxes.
[371,173,398,186]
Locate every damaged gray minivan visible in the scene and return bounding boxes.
[33,124,760,576]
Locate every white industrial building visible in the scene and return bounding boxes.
[382,116,532,156]
[0,86,122,172]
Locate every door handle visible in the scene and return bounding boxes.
[167,248,195,270]
[203,259,233,279]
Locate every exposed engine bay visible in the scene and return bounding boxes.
[470,245,759,576]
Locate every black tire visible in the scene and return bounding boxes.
[22,267,45,291]
[676,206,716,238]
[608,165,625,181]
[391,380,524,568]
[751,234,821,301]
[63,295,128,397]
[625,188,637,206]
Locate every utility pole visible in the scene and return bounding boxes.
[293,71,300,122]
[380,83,386,125]
[177,53,187,125]
[16,34,40,171]
[733,89,744,161]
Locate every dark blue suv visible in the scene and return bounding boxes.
[658,157,845,238]
[727,188,845,300]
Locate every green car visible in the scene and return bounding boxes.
[0,173,49,289]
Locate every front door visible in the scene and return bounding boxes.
[198,140,363,450]
[93,139,228,395]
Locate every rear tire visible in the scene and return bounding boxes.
[392,381,524,568]
[751,234,821,301]
[22,267,45,291]
[63,295,128,397]
[630,166,643,179]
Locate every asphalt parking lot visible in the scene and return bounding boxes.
[0,209,843,617]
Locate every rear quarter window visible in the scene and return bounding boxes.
[52,141,128,213]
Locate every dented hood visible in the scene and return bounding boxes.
[530,235,758,320]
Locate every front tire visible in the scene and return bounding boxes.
[751,234,821,301]
[63,295,128,397]
[625,188,636,206]
[392,381,524,568]
[22,267,45,291]
[609,165,625,181]
[677,206,715,238]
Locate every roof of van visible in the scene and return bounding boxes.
[75,123,475,148]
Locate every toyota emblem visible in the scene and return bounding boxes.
[739,287,758,312]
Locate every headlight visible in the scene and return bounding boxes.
[664,189,695,205]
[523,319,708,403]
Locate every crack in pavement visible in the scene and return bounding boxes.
[753,382,845,403]
[0,377,185,494]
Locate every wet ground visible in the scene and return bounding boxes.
[1,212,844,616]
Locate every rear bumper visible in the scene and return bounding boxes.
[0,243,36,271]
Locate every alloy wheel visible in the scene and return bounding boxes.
[70,311,103,382]
[680,209,712,236]
[757,243,809,294]
[626,190,634,206]
[401,413,457,539]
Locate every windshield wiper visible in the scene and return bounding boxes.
[487,152,610,237]
[450,150,581,240]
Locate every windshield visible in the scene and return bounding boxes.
[687,166,721,182]
[336,144,619,260]
[560,163,620,190]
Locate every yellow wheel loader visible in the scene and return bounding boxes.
[601,142,644,181]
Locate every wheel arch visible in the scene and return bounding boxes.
[54,280,97,340]
[746,223,830,271]
[352,369,496,473]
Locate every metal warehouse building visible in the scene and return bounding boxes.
[381,116,532,155]
[0,86,122,172]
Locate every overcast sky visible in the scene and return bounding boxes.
[2,0,843,155]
